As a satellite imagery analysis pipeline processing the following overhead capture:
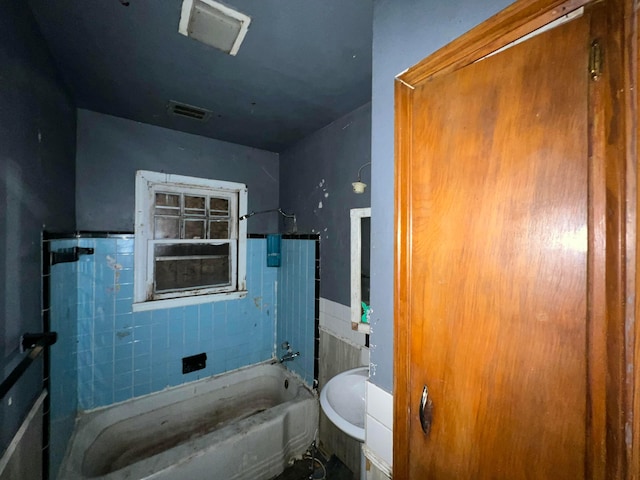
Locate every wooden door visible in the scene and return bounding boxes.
[394,1,635,478]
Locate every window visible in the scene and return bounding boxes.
[133,171,247,311]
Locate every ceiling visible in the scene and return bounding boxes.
[27,0,373,152]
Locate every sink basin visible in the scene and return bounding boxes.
[320,366,368,441]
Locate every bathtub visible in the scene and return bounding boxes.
[59,362,318,480]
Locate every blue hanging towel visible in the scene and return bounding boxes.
[266,234,281,267]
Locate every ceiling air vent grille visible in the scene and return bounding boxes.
[178,0,251,56]
[167,100,212,122]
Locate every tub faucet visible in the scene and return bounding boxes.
[280,351,300,363]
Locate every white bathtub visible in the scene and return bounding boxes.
[59,362,318,480]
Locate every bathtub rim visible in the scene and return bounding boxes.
[60,360,317,479]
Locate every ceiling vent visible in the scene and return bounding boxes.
[167,100,212,121]
[178,0,251,56]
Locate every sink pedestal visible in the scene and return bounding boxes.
[320,366,368,480]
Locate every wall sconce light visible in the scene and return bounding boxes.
[352,162,371,194]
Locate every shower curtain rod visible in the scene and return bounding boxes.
[239,208,295,221]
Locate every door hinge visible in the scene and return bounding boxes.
[589,40,602,81]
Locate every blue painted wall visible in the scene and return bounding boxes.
[280,103,371,306]
[75,109,280,235]
[0,0,76,461]
[370,0,514,392]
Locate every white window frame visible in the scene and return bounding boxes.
[133,170,247,312]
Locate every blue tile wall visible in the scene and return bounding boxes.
[72,237,277,410]
[48,239,79,479]
[276,240,316,385]
[49,235,315,424]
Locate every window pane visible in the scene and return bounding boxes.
[209,197,229,215]
[155,193,180,207]
[155,207,180,216]
[155,243,229,257]
[154,216,180,239]
[154,243,230,292]
[184,219,206,239]
[209,220,229,239]
[185,195,205,215]
[155,193,180,216]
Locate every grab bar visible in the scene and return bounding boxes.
[0,332,57,401]
[51,246,94,266]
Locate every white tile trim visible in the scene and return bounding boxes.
[320,297,366,348]
[365,380,393,471]
[365,414,393,471]
[362,443,392,479]
[366,380,393,429]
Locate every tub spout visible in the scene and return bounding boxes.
[280,351,300,363]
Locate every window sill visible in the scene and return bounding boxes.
[352,321,371,334]
[132,290,247,312]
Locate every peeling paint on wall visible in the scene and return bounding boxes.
[253,296,262,309]
[279,102,371,310]
[106,255,123,293]
[106,255,122,271]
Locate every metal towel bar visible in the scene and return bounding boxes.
[0,332,57,401]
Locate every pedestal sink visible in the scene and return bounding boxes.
[320,366,368,442]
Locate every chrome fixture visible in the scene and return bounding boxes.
[352,161,371,194]
[280,351,300,363]
[279,340,300,363]
[239,208,297,233]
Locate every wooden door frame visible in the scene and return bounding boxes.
[393,0,638,478]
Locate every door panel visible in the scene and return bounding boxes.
[405,14,589,479]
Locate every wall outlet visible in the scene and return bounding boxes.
[182,352,207,374]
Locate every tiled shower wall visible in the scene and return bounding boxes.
[72,236,277,409]
[49,235,317,412]
[48,239,78,479]
[275,238,318,386]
